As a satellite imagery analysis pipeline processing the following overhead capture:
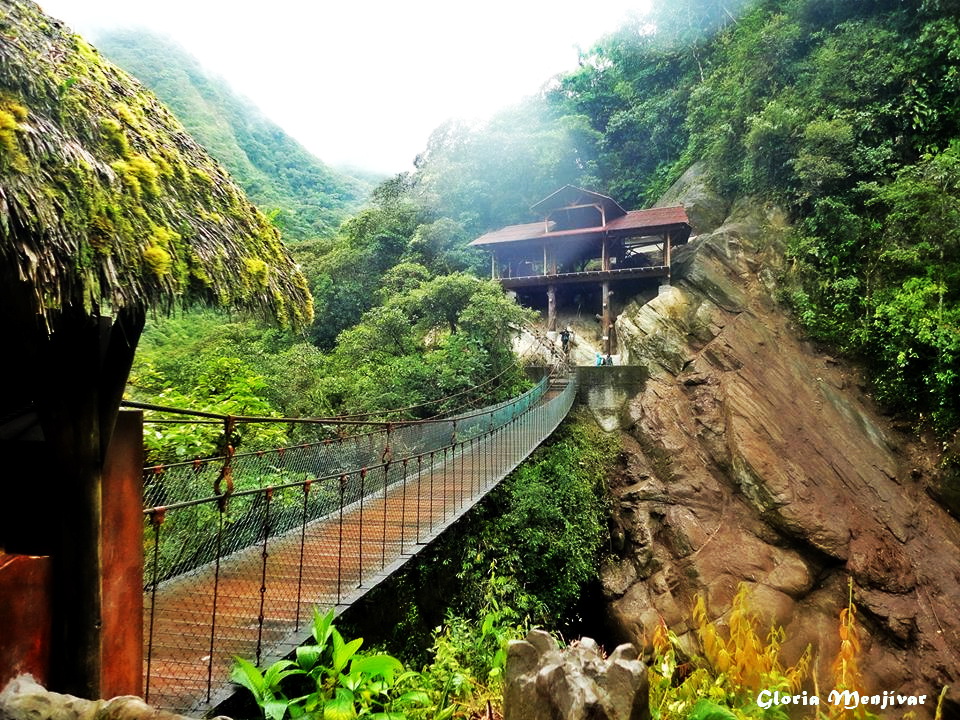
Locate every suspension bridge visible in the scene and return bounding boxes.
[133,369,577,714]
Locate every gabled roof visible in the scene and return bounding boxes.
[530,185,627,219]
[469,204,691,247]
[0,0,312,328]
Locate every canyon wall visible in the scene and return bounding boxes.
[599,171,959,715]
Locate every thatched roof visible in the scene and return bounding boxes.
[0,0,312,327]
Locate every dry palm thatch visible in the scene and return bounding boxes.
[0,0,313,328]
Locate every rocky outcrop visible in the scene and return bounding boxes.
[504,630,648,720]
[655,162,732,235]
[0,675,221,720]
[603,180,960,716]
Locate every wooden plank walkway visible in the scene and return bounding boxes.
[143,379,574,713]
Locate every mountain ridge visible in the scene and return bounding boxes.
[94,29,375,241]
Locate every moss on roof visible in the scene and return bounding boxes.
[0,0,312,327]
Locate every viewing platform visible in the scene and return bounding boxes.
[498,265,669,289]
[469,186,690,355]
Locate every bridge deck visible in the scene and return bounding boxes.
[143,377,575,713]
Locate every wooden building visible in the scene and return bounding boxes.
[469,186,691,354]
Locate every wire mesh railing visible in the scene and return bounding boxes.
[141,373,577,713]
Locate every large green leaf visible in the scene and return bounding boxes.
[688,699,738,720]
[296,643,324,672]
[313,608,336,649]
[322,688,358,720]
[350,654,403,683]
[264,658,303,688]
[262,699,290,720]
[331,628,364,675]
[231,656,268,702]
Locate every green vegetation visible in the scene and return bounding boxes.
[96,31,373,241]
[94,0,960,714]
[0,2,311,327]
[232,609,443,720]
[131,268,532,463]
[541,0,960,434]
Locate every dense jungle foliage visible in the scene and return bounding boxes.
[122,0,959,714]
[400,0,960,435]
[96,31,374,240]
[129,0,960,440]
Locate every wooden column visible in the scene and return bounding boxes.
[38,307,144,699]
[491,253,496,279]
[547,284,557,332]
[602,280,611,355]
[665,232,672,282]
[100,410,144,698]
[601,235,609,271]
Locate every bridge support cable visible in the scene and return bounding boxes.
[139,374,577,713]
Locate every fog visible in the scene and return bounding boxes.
[38,0,652,173]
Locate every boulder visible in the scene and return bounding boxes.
[504,632,648,720]
[0,675,224,720]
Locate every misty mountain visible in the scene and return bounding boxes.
[95,30,374,241]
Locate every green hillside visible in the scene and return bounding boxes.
[95,30,373,241]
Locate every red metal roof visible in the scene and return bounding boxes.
[469,205,690,247]
[606,206,690,232]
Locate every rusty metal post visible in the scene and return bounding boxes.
[400,458,408,549]
[100,409,144,698]
[358,469,366,587]
[337,474,346,602]
[255,488,273,666]
[415,455,423,544]
[144,508,165,704]
[206,505,224,703]
[295,479,312,631]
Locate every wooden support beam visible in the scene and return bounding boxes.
[602,280,611,355]
[100,410,144,698]
[666,232,672,282]
[37,306,144,700]
[547,284,557,332]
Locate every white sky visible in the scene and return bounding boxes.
[36,0,649,174]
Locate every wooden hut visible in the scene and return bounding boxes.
[470,186,691,354]
[0,0,312,700]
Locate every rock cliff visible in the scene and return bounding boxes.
[599,173,959,716]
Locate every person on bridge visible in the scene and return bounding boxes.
[560,327,571,353]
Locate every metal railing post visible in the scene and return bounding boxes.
[294,478,311,631]
[144,507,165,704]
[255,487,273,666]
[206,500,226,702]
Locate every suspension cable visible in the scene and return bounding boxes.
[122,359,536,427]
